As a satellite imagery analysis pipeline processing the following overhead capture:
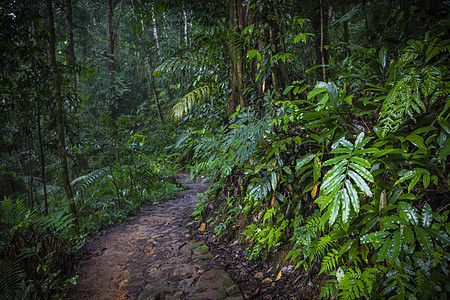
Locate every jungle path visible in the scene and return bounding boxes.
[68,173,243,300]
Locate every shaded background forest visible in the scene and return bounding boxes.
[0,0,449,298]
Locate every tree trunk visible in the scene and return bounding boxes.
[37,99,49,215]
[107,0,119,160]
[227,0,248,117]
[46,0,78,227]
[320,0,327,82]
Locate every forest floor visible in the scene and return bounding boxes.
[68,173,319,300]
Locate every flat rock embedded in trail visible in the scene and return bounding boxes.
[68,173,243,300]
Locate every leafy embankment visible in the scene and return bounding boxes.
[190,35,449,299]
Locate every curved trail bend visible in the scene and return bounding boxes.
[69,173,243,300]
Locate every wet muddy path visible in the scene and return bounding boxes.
[68,173,243,300]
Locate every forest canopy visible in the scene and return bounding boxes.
[0,0,448,298]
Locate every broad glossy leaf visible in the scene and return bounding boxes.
[324,174,345,195]
[349,162,374,182]
[339,138,353,149]
[408,174,422,192]
[422,203,432,228]
[398,201,419,226]
[295,154,315,171]
[342,188,350,223]
[360,231,389,244]
[329,193,341,225]
[348,170,372,197]
[376,237,391,262]
[438,138,450,161]
[307,86,326,100]
[354,132,365,149]
[405,134,426,149]
[388,231,401,261]
[411,126,437,136]
[326,82,339,110]
[313,156,321,183]
[415,227,433,256]
[423,173,430,188]
[323,154,351,166]
[402,227,414,243]
[270,172,277,191]
[373,148,403,158]
[379,216,408,226]
[427,228,450,245]
[315,192,335,210]
[345,180,359,213]
[394,170,416,186]
[349,156,371,168]
[322,159,348,184]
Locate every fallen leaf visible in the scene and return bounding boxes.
[255,272,264,279]
[262,278,273,284]
[311,184,318,198]
[152,267,158,270]
[275,270,282,281]
[198,223,206,232]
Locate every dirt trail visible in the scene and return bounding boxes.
[68,173,243,300]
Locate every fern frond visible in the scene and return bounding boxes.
[320,249,340,274]
[0,260,24,299]
[171,85,213,120]
[70,168,108,193]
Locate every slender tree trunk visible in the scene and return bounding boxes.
[132,0,164,122]
[37,99,49,215]
[320,0,327,82]
[107,0,119,160]
[46,0,78,227]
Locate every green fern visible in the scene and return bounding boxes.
[337,267,379,300]
[0,196,33,235]
[0,260,24,300]
[171,85,213,120]
[320,248,340,274]
[378,36,448,136]
[70,168,108,193]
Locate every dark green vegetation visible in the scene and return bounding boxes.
[0,0,449,299]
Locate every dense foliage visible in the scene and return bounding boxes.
[0,0,448,298]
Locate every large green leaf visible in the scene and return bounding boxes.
[415,227,433,256]
[295,154,315,171]
[427,228,450,245]
[342,188,350,223]
[402,227,415,244]
[399,202,419,226]
[388,231,401,260]
[438,138,450,161]
[360,231,390,244]
[329,193,341,225]
[348,170,372,197]
[377,237,391,262]
[345,179,359,213]
[421,202,432,228]
[349,162,374,182]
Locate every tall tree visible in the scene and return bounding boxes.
[46,0,78,226]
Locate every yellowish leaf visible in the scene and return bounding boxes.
[275,271,282,281]
[198,223,206,232]
[311,184,318,198]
